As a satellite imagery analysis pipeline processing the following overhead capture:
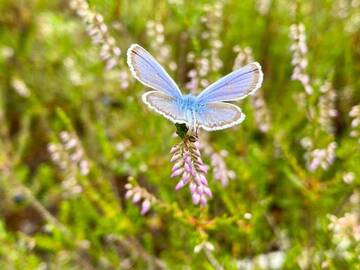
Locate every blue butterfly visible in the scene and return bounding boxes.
[127,44,263,131]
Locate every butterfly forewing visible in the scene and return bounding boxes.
[197,62,263,103]
[127,44,182,99]
[196,102,245,131]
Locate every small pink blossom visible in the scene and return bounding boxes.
[124,182,155,215]
[170,137,212,206]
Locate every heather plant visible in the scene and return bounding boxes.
[0,0,360,269]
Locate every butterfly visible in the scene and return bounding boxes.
[127,44,263,131]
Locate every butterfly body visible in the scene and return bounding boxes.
[176,94,205,127]
[176,94,204,113]
[127,44,264,131]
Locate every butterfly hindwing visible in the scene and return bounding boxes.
[197,62,263,103]
[196,102,245,131]
[127,44,182,99]
[142,91,187,124]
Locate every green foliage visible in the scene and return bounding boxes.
[0,0,359,269]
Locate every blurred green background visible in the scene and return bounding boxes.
[0,0,360,269]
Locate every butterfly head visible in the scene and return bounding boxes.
[175,123,199,142]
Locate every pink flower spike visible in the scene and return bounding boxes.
[140,200,151,215]
[169,139,211,206]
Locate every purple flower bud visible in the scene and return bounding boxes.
[197,157,204,165]
[195,174,203,185]
[175,180,185,190]
[189,166,196,177]
[125,190,133,199]
[200,196,207,206]
[184,162,191,173]
[184,153,191,164]
[199,174,208,185]
[181,172,190,183]
[170,146,179,154]
[170,153,181,163]
[228,170,236,179]
[132,192,141,203]
[194,149,201,157]
[106,58,117,70]
[124,183,132,190]
[140,200,151,215]
[197,185,204,195]
[203,187,212,198]
[198,165,208,173]
[189,182,197,194]
[171,168,184,178]
[172,160,183,171]
[192,193,200,205]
